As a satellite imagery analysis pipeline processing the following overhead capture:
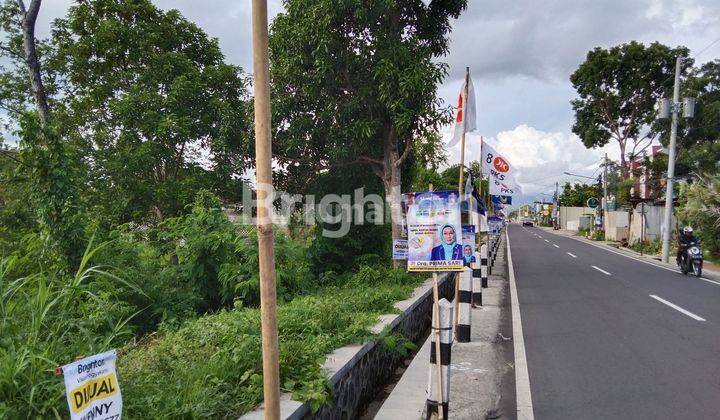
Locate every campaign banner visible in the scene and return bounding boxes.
[489,175,522,196]
[491,195,513,205]
[392,239,408,260]
[461,225,477,266]
[482,143,522,196]
[406,191,464,272]
[62,349,122,420]
[488,216,503,234]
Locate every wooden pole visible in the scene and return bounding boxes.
[454,67,470,339]
[251,1,280,419]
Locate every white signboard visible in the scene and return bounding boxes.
[63,350,122,420]
[392,239,408,260]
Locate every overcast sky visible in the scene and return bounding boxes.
[29,0,720,204]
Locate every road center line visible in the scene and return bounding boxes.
[592,265,611,275]
[553,244,560,248]
[545,229,720,287]
[567,252,577,258]
[649,295,706,321]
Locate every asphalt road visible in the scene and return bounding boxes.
[508,224,720,420]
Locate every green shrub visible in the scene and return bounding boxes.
[628,239,662,255]
[591,230,605,241]
[119,267,422,418]
[0,243,141,418]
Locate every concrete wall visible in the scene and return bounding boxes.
[559,206,595,231]
[286,273,456,420]
[628,204,676,245]
[605,211,630,241]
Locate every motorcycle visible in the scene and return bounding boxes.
[678,240,703,278]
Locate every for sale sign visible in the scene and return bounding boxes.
[62,350,122,420]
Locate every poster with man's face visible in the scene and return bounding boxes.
[406,191,463,272]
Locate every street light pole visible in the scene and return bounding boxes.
[603,153,608,229]
[660,57,682,264]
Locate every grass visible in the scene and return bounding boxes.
[118,266,424,418]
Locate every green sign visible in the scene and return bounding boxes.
[587,197,599,208]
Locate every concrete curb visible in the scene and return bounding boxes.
[241,273,456,420]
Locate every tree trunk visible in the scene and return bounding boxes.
[619,140,628,178]
[380,127,404,268]
[18,0,50,127]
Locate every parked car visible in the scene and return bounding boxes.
[521,217,534,227]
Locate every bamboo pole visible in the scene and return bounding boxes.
[454,67,470,338]
[251,1,280,419]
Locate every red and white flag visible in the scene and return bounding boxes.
[447,76,476,148]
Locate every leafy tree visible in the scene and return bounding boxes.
[0,0,253,233]
[0,0,86,265]
[679,175,720,258]
[269,0,466,242]
[559,182,599,207]
[570,41,690,176]
[656,59,720,176]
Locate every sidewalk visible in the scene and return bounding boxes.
[537,226,720,282]
[374,236,514,419]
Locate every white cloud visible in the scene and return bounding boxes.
[442,124,621,197]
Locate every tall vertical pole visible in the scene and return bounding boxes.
[603,153,608,229]
[454,67,470,338]
[251,1,280,419]
[661,57,682,263]
[555,181,559,229]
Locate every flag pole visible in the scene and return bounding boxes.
[454,67,470,339]
[251,1,280,418]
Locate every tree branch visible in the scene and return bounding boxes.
[17,0,50,127]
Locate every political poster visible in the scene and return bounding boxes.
[62,349,122,420]
[406,190,464,272]
[491,195,513,206]
[488,216,503,234]
[461,225,477,267]
[392,239,408,260]
[489,175,522,196]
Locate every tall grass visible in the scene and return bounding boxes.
[0,241,142,418]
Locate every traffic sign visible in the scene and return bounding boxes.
[587,197,599,208]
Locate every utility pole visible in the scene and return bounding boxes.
[660,57,682,264]
[251,1,280,418]
[603,153,608,229]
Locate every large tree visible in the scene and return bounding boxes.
[0,0,252,229]
[570,41,690,177]
[269,0,466,242]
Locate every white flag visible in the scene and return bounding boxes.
[481,142,515,177]
[489,175,523,196]
[446,76,476,148]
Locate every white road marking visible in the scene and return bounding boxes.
[567,252,577,258]
[543,230,720,287]
[553,244,560,248]
[506,230,535,420]
[592,265,611,275]
[649,295,706,322]
[544,239,549,243]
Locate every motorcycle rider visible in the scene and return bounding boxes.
[676,226,697,265]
